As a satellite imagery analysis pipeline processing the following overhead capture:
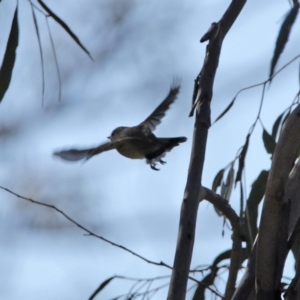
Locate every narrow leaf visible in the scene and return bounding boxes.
[89,276,115,300]
[239,181,244,218]
[212,168,225,192]
[271,112,284,140]
[246,170,269,242]
[37,0,93,60]
[235,133,250,184]
[262,128,276,154]
[213,97,236,123]
[216,165,234,217]
[213,163,234,217]
[221,166,235,201]
[235,134,250,185]
[30,4,45,105]
[0,6,19,103]
[247,170,269,210]
[269,4,299,79]
[45,17,61,101]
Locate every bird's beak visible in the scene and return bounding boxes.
[107,136,111,140]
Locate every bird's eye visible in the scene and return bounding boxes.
[111,130,115,136]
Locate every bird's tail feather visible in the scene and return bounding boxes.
[162,137,187,150]
[53,148,94,161]
[146,136,187,161]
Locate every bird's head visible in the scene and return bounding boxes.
[108,126,128,141]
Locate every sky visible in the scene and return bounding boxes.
[0,0,299,299]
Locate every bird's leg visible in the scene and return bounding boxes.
[150,163,160,171]
[159,159,166,165]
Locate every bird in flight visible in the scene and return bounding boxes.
[54,81,187,170]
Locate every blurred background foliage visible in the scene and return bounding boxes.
[0,0,299,299]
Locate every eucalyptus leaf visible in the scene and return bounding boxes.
[235,134,250,185]
[262,128,276,155]
[212,168,225,192]
[270,4,299,80]
[214,96,236,123]
[38,0,93,60]
[89,276,115,300]
[0,6,19,103]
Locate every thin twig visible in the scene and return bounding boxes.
[0,185,169,268]
[45,16,62,102]
[1,185,223,298]
[232,54,300,104]
[30,2,45,106]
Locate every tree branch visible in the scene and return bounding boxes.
[167,1,246,298]
[1,185,227,298]
[256,103,300,299]
[232,239,257,300]
[287,158,300,236]
[232,159,300,300]
[285,215,300,299]
[0,185,172,270]
[202,188,243,233]
[202,187,244,299]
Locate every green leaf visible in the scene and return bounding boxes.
[37,0,93,60]
[218,166,234,220]
[271,112,284,140]
[262,128,276,154]
[212,168,225,192]
[269,4,299,80]
[89,276,115,300]
[235,134,250,185]
[0,6,19,103]
[213,96,236,123]
[246,170,269,242]
[247,170,269,210]
[221,165,234,201]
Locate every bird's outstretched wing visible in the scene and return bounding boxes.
[53,141,116,161]
[53,137,144,162]
[139,80,180,132]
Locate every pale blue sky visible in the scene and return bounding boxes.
[0,0,299,299]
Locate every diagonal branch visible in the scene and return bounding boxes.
[256,103,300,299]
[167,1,246,299]
[233,159,300,300]
[202,187,243,236]
[202,187,244,299]
[1,185,225,296]
[0,185,171,269]
[232,239,257,300]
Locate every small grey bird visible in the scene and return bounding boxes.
[54,82,187,170]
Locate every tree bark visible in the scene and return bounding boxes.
[167,1,246,299]
[256,104,300,299]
